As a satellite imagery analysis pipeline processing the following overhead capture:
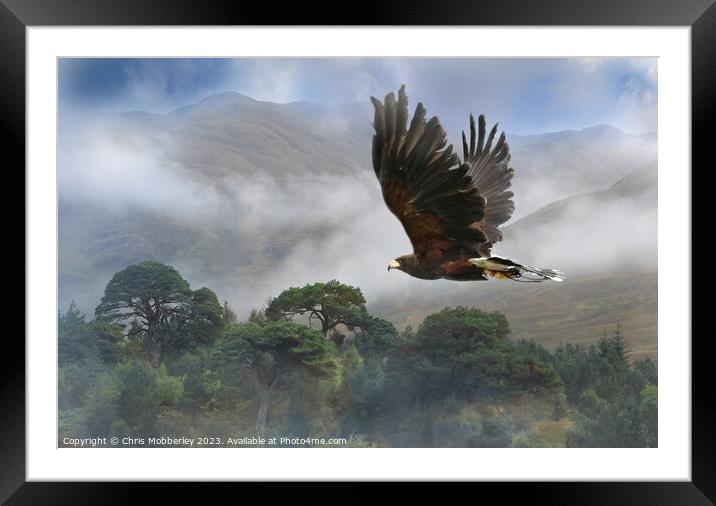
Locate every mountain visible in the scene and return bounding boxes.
[507,161,657,231]
[507,125,656,219]
[501,161,657,271]
[372,272,657,361]
[58,92,658,357]
[371,163,658,359]
[111,92,371,182]
[59,92,373,311]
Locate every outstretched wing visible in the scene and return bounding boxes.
[371,86,489,259]
[461,114,515,246]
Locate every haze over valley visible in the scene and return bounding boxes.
[59,91,658,358]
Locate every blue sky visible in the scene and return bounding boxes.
[59,57,657,135]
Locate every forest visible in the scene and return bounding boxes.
[58,261,657,448]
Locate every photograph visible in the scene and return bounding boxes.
[2,0,707,494]
[57,57,659,449]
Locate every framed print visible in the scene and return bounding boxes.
[5,0,710,502]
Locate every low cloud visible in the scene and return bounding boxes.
[58,91,657,320]
[501,193,657,276]
[58,117,222,222]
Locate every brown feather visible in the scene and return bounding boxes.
[371,87,503,264]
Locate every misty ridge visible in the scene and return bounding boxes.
[58,91,657,331]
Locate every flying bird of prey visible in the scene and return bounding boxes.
[371,85,565,283]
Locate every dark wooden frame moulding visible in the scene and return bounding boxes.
[3,0,708,503]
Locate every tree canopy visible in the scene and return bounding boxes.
[214,321,336,439]
[95,261,222,367]
[59,301,122,366]
[264,280,366,343]
[389,306,558,404]
[59,264,657,449]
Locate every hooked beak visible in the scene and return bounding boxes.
[388,259,400,271]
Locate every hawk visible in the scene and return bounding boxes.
[372,86,564,283]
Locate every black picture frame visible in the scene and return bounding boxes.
[4,0,708,502]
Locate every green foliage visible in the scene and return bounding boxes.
[215,321,336,383]
[633,357,658,386]
[247,308,267,326]
[70,361,185,439]
[94,261,192,368]
[94,261,224,367]
[190,287,224,334]
[95,261,193,323]
[347,308,398,356]
[58,303,122,414]
[222,301,237,326]
[59,302,123,366]
[514,338,554,365]
[399,324,416,341]
[58,302,87,364]
[264,280,366,341]
[552,342,592,404]
[169,286,225,355]
[388,307,558,404]
[59,268,657,449]
[560,328,658,448]
[330,345,363,419]
[168,351,222,414]
[639,384,658,447]
[213,320,337,439]
[58,358,105,410]
[337,346,389,433]
[156,366,185,407]
[113,362,161,433]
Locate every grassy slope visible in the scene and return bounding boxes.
[371,271,658,361]
[60,93,658,360]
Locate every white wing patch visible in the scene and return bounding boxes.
[469,256,566,282]
[468,257,515,272]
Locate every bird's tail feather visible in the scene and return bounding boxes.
[515,264,566,282]
[468,256,566,282]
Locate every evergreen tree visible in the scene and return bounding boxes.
[213,321,336,440]
[264,280,366,343]
[95,261,222,367]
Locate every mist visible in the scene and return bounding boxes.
[500,182,658,275]
[59,117,222,223]
[56,59,660,451]
[58,95,657,322]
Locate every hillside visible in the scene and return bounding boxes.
[371,272,657,361]
[371,163,658,360]
[59,92,658,358]
[506,161,657,232]
[507,126,656,218]
[501,161,657,273]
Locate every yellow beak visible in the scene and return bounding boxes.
[388,260,401,271]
